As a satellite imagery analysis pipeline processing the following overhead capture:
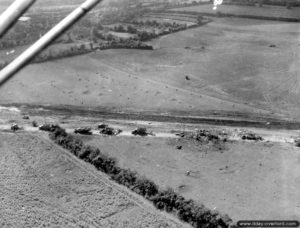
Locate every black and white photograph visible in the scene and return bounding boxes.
[0,0,299,227]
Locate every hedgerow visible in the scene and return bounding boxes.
[45,125,232,228]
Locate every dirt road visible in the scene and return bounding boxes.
[0,131,189,228]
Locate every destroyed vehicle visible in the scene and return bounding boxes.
[39,124,59,132]
[193,129,220,141]
[22,115,30,120]
[11,124,21,131]
[98,123,108,129]
[74,127,92,135]
[132,127,154,136]
[32,121,38,127]
[100,127,122,136]
[241,133,263,141]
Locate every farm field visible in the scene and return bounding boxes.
[168,4,300,20]
[84,133,300,221]
[1,107,299,222]
[1,5,300,226]
[0,130,188,228]
[1,17,299,121]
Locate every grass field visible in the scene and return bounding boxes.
[1,107,298,222]
[169,4,300,20]
[0,130,188,227]
[1,4,300,226]
[1,17,299,121]
[84,133,300,221]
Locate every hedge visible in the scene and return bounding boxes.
[44,125,232,228]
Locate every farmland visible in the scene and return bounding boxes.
[0,130,188,227]
[0,106,299,223]
[1,1,300,226]
[168,4,300,21]
[1,17,299,121]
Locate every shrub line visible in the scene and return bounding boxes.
[44,124,233,228]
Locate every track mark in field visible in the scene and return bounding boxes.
[95,59,269,113]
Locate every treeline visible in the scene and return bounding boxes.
[0,43,94,70]
[33,44,93,63]
[107,20,191,42]
[44,125,233,228]
[228,0,300,7]
[98,39,153,50]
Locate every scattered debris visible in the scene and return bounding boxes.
[241,132,263,141]
[175,129,228,144]
[98,123,108,129]
[74,127,92,135]
[295,139,300,147]
[178,184,186,189]
[11,124,21,131]
[175,132,185,138]
[100,126,122,136]
[132,127,154,136]
[32,121,38,127]
[22,115,30,120]
[39,124,59,132]
[176,145,182,150]
[192,129,220,141]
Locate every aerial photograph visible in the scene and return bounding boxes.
[0,0,299,227]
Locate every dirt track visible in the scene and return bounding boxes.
[0,131,189,228]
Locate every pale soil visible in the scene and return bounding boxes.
[0,131,190,228]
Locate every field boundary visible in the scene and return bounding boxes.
[43,125,233,228]
[167,10,300,22]
[8,103,300,130]
[34,132,190,228]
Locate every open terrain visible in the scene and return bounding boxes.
[0,129,189,228]
[0,107,299,222]
[1,17,300,121]
[169,4,300,20]
[85,133,300,221]
[1,3,300,226]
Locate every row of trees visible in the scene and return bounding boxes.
[112,24,138,34]
[44,125,232,228]
[98,39,153,50]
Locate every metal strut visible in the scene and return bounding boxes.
[0,0,103,87]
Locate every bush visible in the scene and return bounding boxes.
[112,169,138,188]
[132,176,159,198]
[78,145,95,160]
[87,147,101,162]
[47,125,232,228]
[91,153,118,175]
